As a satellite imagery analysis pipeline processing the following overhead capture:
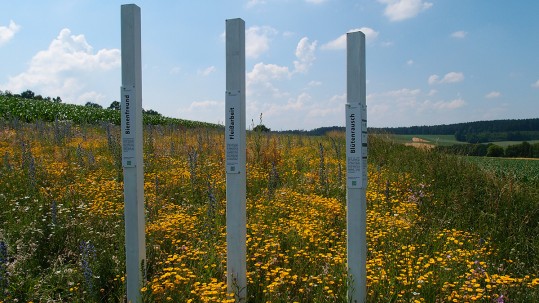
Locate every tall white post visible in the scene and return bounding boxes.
[345,31,367,303]
[121,4,145,303]
[225,18,247,302]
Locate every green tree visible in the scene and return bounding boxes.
[108,101,120,110]
[143,109,161,116]
[253,124,270,133]
[486,144,504,157]
[85,102,103,109]
[21,89,35,99]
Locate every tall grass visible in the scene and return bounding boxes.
[0,121,538,302]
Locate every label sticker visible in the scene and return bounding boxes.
[346,104,368,188]
[121,86,136,168]
[226,92,241,174]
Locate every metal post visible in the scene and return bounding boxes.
[121,4,145,303]
[345,31,367,303]
[225,18,247,302]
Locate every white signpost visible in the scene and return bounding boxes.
[121,4,145,303]
[346,31,367,303]
[225,18,247,302]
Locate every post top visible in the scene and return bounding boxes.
[121,3,140,8]
[226,18,245,23]
[347,31,366,38]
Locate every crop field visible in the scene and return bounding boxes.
[0,121,538,302]
[467,156,539,185]
[485,140,539,148]
[390,134,466,147]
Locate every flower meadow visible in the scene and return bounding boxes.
[0,120,538,302]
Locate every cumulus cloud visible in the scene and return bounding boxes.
[321,27,379,50]
[197,66,216,76]
[293,37,317,73]
[247,62,291,84]
[246,26,278,59]
[308,80,322,87]
[366,87,470,127]
[421,98,466,110]
[451,31,467,39]
[246,0,266,8]
[427,74,440,85]
[185,100,222,111]
[169,66,181,75]
[246,62,291,100]
[305,0,327,3]
[263,92,305,117]
[378,0,433,22]
[428,72,464,85]
[0,20,20,46]
[1,28,120,104]
[532,80,539,88]
[247,35,319,103]
[177,100,224,124]
[485,91,501,99]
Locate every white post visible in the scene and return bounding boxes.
[346,31,367,303]
[225,18,247,302]
[121,4,145,303]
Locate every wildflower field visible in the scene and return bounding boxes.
[0,118,538,302]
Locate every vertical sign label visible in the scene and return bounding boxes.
[346,104,362,188]
[121,86,136,167]
[226,91,241,174]
[361,104,368,188]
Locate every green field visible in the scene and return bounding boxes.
[487,140,539,147]
[391,134,465,146]
[392,134,539,147]
[467,156,539,184]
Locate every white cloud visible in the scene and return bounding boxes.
[246,62,291,100]
[427,74,439,85]
[378,0,433,22]
[366,87,468,127]
[421,98,466,110]
[177,100,224,125]
[451,31,467,39]
[321,27,379,50]
[440,72,464,83]
[485,91,501,99]
[1,28,120,104]
[169,66,181,75]
[246,0,266,8]
[532,80,539,88]
[428,72,464,85]
[293,37,317,73]
[197,66,216,76]
[0,20,20,46]
[186,100,222,111]
[246,26,278,59]
[308,80,322,87]
[247,62,290,84]
[305,0,327,3]
[406,59,414,66]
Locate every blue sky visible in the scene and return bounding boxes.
[1,1,538,130]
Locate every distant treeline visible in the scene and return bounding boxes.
[436,141,539,158]
[278,126,345,136]
[371,118,539,143]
